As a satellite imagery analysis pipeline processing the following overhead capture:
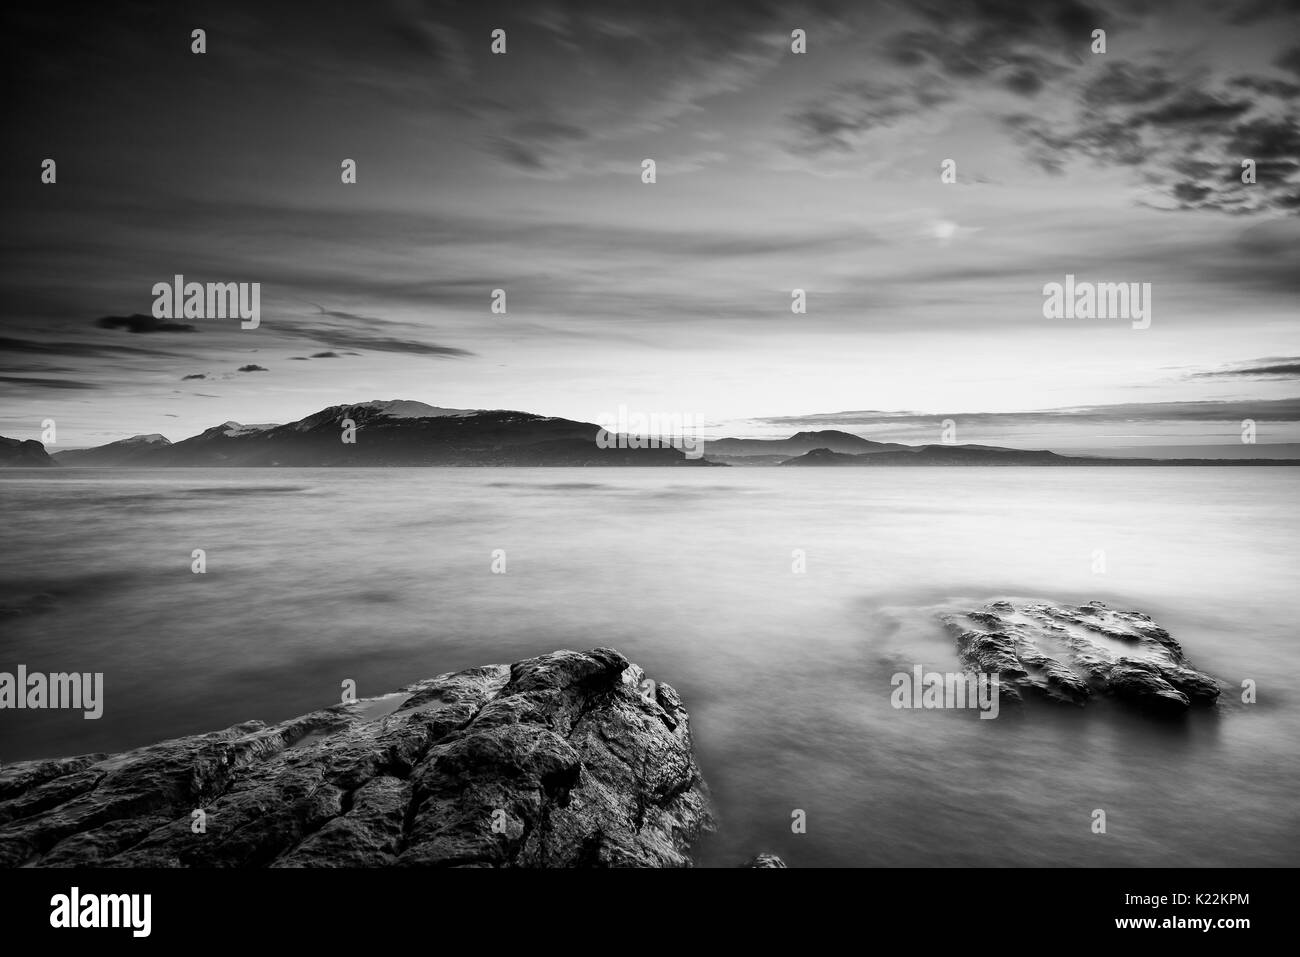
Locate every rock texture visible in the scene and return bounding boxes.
[942,600,1221,714]
[0,648,714,867]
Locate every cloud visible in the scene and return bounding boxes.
[96,314,196,334]
[1229,0,1300,26]
[789,78,950,154]
[237,364,268,373]
[292,303,473,357]
[0,375,101,391]
[284,322,474,358]
[1082,63,1175,106]
[883,0,1099,88]
[289,350,342,360]
[757,397,1300,429]
[0,336,181,359]
[1137,89,1253,127]
[1006,64,1300,213]
[827,2,1300,214]
[181,373,207,380]
[487,119,590,172]
[1192,357,1300,378]
[1229,74,1300,97]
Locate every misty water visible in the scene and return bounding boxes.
[2,467,1297,867]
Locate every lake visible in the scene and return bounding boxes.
[1,467,1297,866]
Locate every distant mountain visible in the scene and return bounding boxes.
[46,406,1300,469]
[0,436,57,467]
[53,433,171,467]
[706,430,910,464]
[56,401,712,467]
[780,445,1300,466]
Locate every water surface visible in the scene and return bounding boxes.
[2,467,1297,866]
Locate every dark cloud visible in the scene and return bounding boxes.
[489,138,548,171]
[1229,0,1300,26]
[488,120,589,172]
[1173,181,1214,202]
[1193,357,1300,378]
[884,0,1100,88]
[1007,70,1300,213]
[1229,74,1300,97]
[1234,116,1300,159]
[289,351,342,361]
[1003,68,1045,96]
[858,3,1300,214]
[237,364,268,373]
[1138,90,1253,127]
[316,334,469,357]
[0,336,181,359]
[96,314,196,334]
[181,373,207,380]
[269,317,475,358]
[1273,45,1300,74]
[759,397,1300,429]
[1083,63,1176,106]
[789,77,952,153]
[0,375,101,391]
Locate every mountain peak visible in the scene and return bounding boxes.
[122,433,171,445]
[352,399,479,419]
[789,429,863,441]
[214,422,277,437]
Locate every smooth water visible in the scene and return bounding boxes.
[2,467,1297,867]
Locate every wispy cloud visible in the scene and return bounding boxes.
[1192,357,1300,379]
[0,375,101,392]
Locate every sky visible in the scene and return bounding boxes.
[2,0,1298,452]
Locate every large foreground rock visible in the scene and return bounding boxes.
[942,600,1221,714]
[0,649,713,867]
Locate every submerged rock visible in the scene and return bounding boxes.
[942,600,1221,714]
[0,648,713,867]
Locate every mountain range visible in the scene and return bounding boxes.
[25,400,706,467]
[2,399,1298,467]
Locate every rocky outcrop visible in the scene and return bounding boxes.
[0,649,713,867]
[745,853,788,868]
[942,600,1221,714]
